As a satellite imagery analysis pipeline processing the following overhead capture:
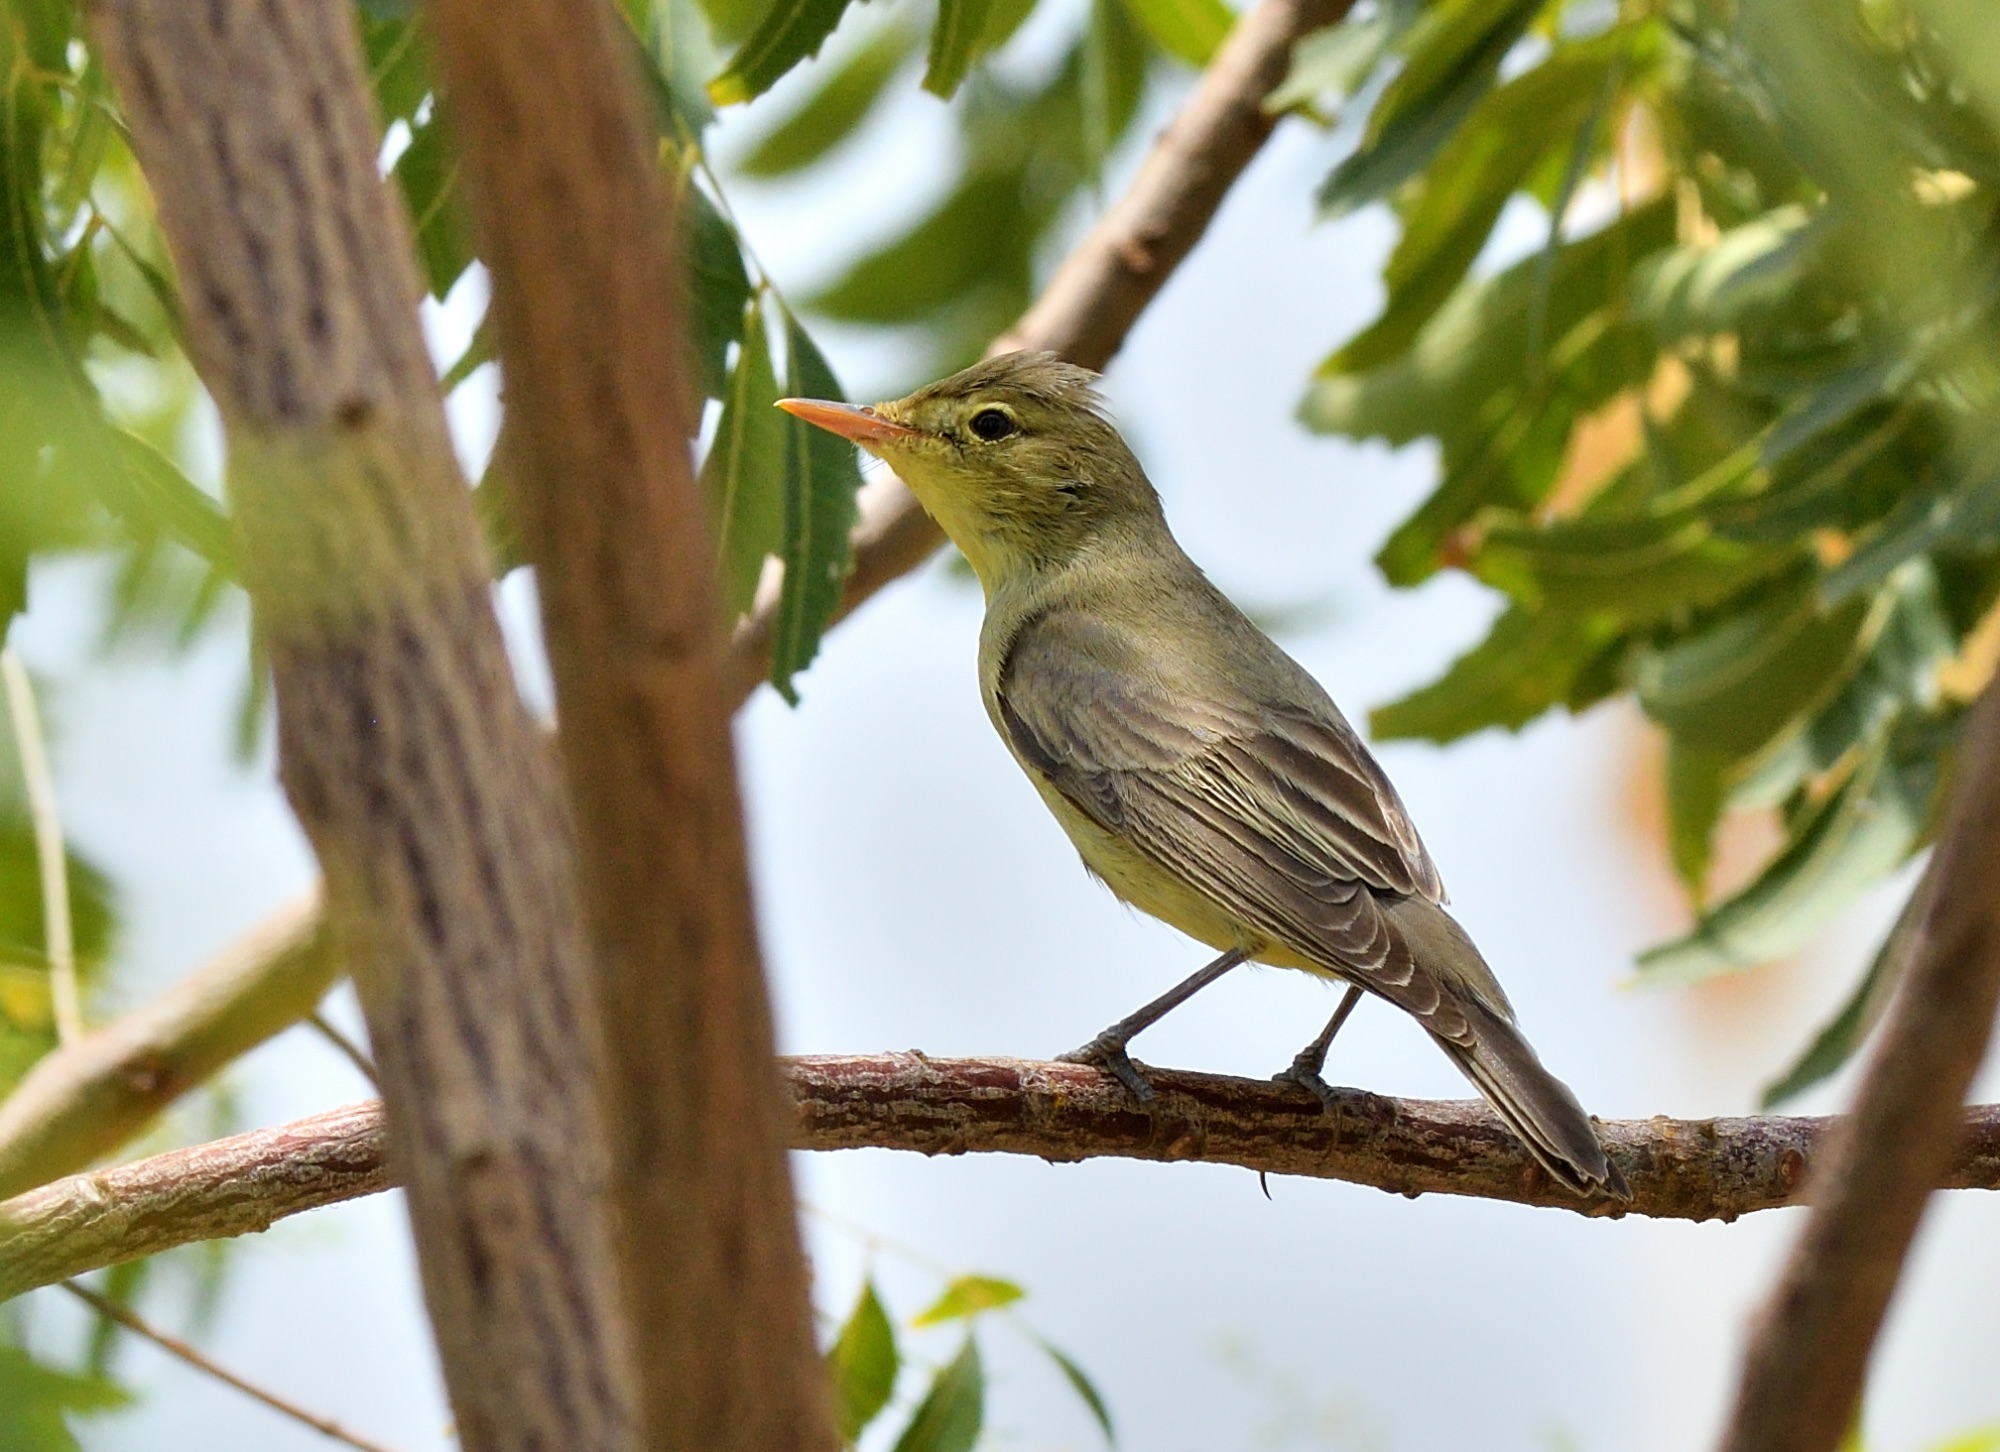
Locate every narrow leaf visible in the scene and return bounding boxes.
[925,0,1000,97]
[685,182,753,404]
[1636,731,1936,983]
[1759,876,1921,1107]
[1033,1335,1115,1444]
[740,20,918,176]
[890,1338,984,1452]
[1370,605,1623,743]
[708,0,859,105]
[771,308,863,699]
[1112,0,1233,68]
[392,118,474,298]
[701,298,788,615]
[827,1280,899,1442]
[912,1274,1025,1325]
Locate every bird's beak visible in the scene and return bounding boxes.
[776,397,922,446]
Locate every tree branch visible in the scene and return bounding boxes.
[718,0,1354,704]
[9,1058,2000,1300]
[0,896,333,1199]
[1718,676,2000,1452]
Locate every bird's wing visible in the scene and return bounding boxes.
[996,609,1475,1037]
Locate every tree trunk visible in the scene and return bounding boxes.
[426,0,834,1445]
[88,3,637,1446]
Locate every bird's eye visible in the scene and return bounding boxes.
[969,407,1017,442]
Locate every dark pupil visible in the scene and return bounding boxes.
[970,408,1015,442]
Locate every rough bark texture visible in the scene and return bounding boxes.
[0,1101,388,1301]
[88,4,636,1448]
[1718,682,2000,1452]
[720,0,1353,703]
[10,1061,2000,1301]
[0,896,332,1199]
[426,1,832,1447]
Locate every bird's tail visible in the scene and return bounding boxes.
[1435,994,1630,1200]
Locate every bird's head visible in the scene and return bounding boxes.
[778,352,1161,589]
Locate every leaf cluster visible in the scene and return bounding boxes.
[824,1272,1113,1450]
[1298,0,2000,1101]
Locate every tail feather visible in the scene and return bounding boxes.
[1436,995,1629,1200]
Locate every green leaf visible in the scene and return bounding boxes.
[890,1338,984,1452]
[770,308,862,699]
[1305,196,1673,450]
[810,169,1035,323]
[1759,874,1921,1107]
[92,426,235,574]
[826,1280,899,1443]
[1664,740,1727,897]
[708,0,858,104]
[1636,728,1936,984]
[925,0,1000,97]
[700,297,787,616]
[1330,29,1635,373]
[912,1274,1025,1325]
[1630,204,1825,344]
[0,1343,129,1452]
[392,118,474,299]
[1317,0,1546,217]
[1265,10,1405,114]
[1370,604,1623,743]
[1635,572,1878,761]
[363,14,432,127]
[1032,1335,1115,1444]
[739,19,917,176]
[684,182,753,404]
[1112,0,1232,68]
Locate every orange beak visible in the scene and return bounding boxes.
[776,397,922,446]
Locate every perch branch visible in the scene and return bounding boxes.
[8,1058,2000,1299]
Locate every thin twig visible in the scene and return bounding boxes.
[306,1011,380,1089]
[2,649,81,1045]
[6,1065,2000,1300]
[62,1278,403,1452]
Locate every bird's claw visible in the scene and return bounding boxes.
[1058,1035,1157,1103]
[1272,1056,1344,1130]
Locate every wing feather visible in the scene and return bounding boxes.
[995,610,1464,1035]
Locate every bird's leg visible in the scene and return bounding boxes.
[1273,983,1365,1120]
[1058,947,1249,1102]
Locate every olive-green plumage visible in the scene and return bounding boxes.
[784,352,1626,1198]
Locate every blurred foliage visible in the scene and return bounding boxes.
[824,1271,1113,1449]
[1297,0,2000,1102]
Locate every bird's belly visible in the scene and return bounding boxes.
[1026,775,1338,979]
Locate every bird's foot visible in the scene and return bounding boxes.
[1272,1055,1344,1136]
[1057,1034,1156,1103]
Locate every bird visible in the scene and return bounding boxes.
[778,351,1629,1199]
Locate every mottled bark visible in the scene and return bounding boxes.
[426,0,831,1446]
[88,3,634,1447]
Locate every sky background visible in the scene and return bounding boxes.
[13,6,2000,1449]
